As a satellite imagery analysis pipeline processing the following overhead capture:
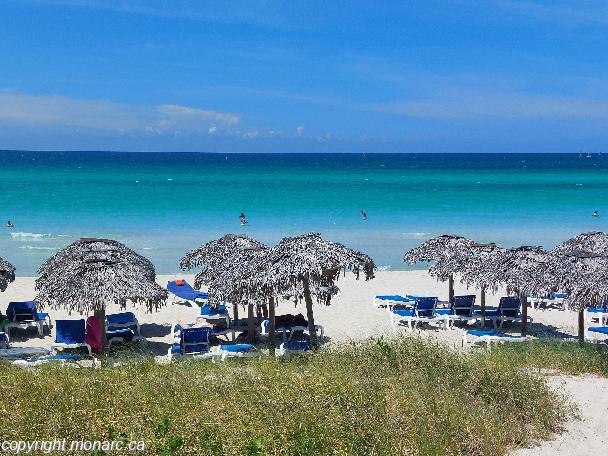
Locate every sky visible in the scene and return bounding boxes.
[1,0,608,153]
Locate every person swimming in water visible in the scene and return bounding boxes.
[240,211,247,225]
[360,209,367,220]
[5,220,13,228]
[593,210,600,217]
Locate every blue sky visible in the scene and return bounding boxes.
[1,0,607,153]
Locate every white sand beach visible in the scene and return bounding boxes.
[1,270,582,350]
[2,270,606,455]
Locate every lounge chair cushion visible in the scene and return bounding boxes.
[200,304,228,316]
[468,329,499,337]
[435,309,452,316]
[285,340,312,351]
[106,312,137,326]
[376,295,412,302]
[392,309,415,317]
[55,319,86,345]
[7,301,40,322]
[167,280,209,301]
[274,313,308,328]
[106,328,135,342]
[220,343,256,353]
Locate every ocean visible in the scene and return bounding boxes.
[0,151,607,275]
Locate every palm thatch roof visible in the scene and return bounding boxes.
[180,234,268,288]
[481,246,552,295]
[404,235,476,264]
[439,242,506,291]
[35,238,167,314]
[247,233,375,304]
[551,231,608,257]
[528,248,608,310]
[0,256,16,292]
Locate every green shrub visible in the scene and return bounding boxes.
[0,337,568,455]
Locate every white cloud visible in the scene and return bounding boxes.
[296,125,304,136]
[371,91,608,120]
[241,131,259,139]
[156,104,239,125]
[0,91,239,133]
[208,126,217,134]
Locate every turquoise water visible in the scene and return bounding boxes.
[1,151,607,275]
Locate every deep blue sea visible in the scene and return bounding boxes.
[1,151,607,275]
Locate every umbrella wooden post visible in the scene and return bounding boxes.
[448,274,454,303]
[519,291,528,336]
[302,275,319,350]
[480,287,486,328]
[232,304,239,342]
[247,303,255,344]
[578,308,585,342]
[95,307,106,353]
[268,296,276,356]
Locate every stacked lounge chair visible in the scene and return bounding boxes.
[168,326,213,360]
[52,319,92,356]
[106,312,144,347]
[5,301,52,337]
[217,343,258,361]
[261,313,324,342]
[167,280,209,306]
[391,297,449,330]
[439,295,476,328]
[463,328,530,350]
[474,297,532,329]
[373,294,417,309]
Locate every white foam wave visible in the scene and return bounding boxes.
[402,232,430,239]
[376,265,391,271]
[10,232,52,241]
[18,245,57,251]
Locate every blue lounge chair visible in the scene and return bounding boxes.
[391,297,448,330]
[437,295,476,327]
[105,312,144,347]
[217,343,258,361]
[278,339,312,356]
[52,319,92,355]
[585,305,608,326]
[475,297,532,329]
[373,294,417,308]
[5,301,51,337]
[261,315,324,341]
[167,280,209,306]
[463,329,530,350]
[168,327,213,360]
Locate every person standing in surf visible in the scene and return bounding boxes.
[240,211,247,225]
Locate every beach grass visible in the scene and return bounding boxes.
[484,340,608,377]
[0,337,568,456]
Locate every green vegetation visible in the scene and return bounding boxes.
[0,338,570,455]
[483,340,608,377]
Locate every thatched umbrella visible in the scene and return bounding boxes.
[404,235,476,302]
[540,232,608,340]
[552,231,608,256]
[36,238,167,348]
[531,246,608,340]
[180,234,269,344]
[249,233,375,350]
[442,242,506,327]
[0,256,16,292]
[482,246,551,335]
